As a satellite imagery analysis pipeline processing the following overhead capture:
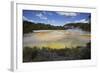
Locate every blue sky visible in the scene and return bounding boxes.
[23,10,91,26]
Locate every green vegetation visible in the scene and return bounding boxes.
[23,21,91,62]
[23,42,91,62]
[23,21,65,33]
[23,21,91,34]
[64,23,91,32]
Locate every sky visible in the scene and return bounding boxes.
[23,10,91,26]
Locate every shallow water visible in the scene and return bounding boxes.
[23,29,90,49]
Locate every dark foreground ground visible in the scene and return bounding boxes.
[23,42,91,62]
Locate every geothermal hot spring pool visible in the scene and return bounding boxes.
[23,29,90,49]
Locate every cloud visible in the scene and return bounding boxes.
[36,13,48,20]
[65,21,72,24]
[46,19,55,24]
[23,16,34,22]
[42,11,53,16]
[51,20,55,23]
[56,12,77,17]
[66,19,89,24]
[23,16,29,21]
[74,19,89,23]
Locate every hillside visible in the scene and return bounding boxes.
[23,21,65,33]
[64,23,91,32]
[23,21,91,34]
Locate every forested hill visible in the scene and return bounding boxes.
[23,21,91,34]
[64,23,91,32]
[23,21,65,33]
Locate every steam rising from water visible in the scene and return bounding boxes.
[23,29,90,49]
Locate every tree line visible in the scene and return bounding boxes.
[23,21,91,34]
[23,21,65,33]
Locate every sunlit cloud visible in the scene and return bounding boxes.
[56,12,78,17]
[65,21,73,24]
[23,10,90,26]
[66,19,89,24]
[74,19,89,23]
[23,16,34,22]
[36,13,48,20]
[46,20,56,25]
